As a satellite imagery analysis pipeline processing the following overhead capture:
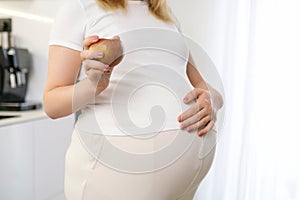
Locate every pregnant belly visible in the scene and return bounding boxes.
[81,63,194,135]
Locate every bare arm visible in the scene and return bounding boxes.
[177,54,223,136]
[44,46,93,119]
[43,36,112,119]
[186,54,223,110]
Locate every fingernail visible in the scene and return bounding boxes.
[177,116,182,122]
[184,97,189,102]
[98,51,103,56]
[180,124,185,129]
[187,127,193,132]
[104,65,110,72]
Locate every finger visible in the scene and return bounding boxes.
[83,35,99,50]
[186,115,211,133]
[179,107,210,129]
[112,35,120,40]
[178,91,213,123]
[183,88,207,104]
[198,120,214,136]
[80,50,103,61]
[84,59,109,72]
[179,111,200,130]
[177,102,201,123]
[87,70,110,84]
[178,95,211,122]
[196,97,213,115]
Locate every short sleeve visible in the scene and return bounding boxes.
[48,0,86,51]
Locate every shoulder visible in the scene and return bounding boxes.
[57,0,102,17]
[49,0,92,51]
[56,0,85,20]
[74,0,109,22]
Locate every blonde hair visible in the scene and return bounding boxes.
[96,0,174,23]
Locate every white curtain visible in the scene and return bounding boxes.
[192,0,300,199]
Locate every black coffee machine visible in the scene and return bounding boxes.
[0,18,41,111]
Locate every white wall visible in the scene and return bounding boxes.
[0,0,220,102]
[0,0,60,102]
[168,0,215,49]
[0,0,221,199]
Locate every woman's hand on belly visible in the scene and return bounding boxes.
[177,88,216,136]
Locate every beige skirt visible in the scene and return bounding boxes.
[64,128,216,200]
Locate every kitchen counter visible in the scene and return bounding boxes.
[0,109,47,127]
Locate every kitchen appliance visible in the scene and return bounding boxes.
[0,18,41,111]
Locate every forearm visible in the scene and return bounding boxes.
[186,55,223,110]
[43,78,102,119]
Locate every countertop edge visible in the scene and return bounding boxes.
[0,109,48,127]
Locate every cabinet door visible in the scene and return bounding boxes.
[33,116,74,200]
[0,115,74,200]
[0,122,35,200]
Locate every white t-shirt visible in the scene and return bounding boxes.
[49,0,195,135]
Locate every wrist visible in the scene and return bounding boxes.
[86,78,109,96]
[207,85,223,111]
[194,81,209,91]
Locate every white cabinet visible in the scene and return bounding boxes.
[0,116,74,200]
[0,122,35,200]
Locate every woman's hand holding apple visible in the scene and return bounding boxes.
[81,35,123,93]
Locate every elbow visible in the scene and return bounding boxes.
[43,104,60,120]
[43,99,71,120]
[43,90,73,119]
[45,113,60,120]
[207,84,224,110]
[43,94,61,120]
[215,91,225,111]
[217,94,224,110]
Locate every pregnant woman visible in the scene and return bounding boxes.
[44,0,223,199]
